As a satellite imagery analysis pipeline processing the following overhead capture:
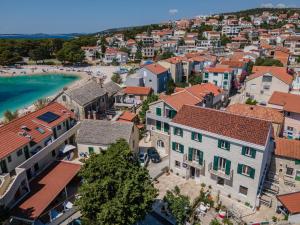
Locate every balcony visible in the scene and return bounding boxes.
[183,153,205,170]
[208,162,233,181]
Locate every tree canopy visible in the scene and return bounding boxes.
[139,94,159,123]
[76,139,157,225]
[255,57,283,67]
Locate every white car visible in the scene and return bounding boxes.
[139,152,149,167]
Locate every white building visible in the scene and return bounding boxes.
[169,105,274,207]
[203,66,234,91]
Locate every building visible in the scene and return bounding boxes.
[169,105,273,207]
[245,66,293,105]
[57,80,121,120]
[284,36,300,56]
[203,66,234,91]
[146,83,226,155]
[268,92,300,139]
[142,46,155,58]
[0,103,78,208]
[222,25,241,37]
[277,192,300,224]
[76,120,139,157]
[103,48,128,64]
[227,103,284,137]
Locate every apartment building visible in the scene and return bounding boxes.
[0,103,77,208]
[103,48,128,64]
[169,105,273,207]
[142,46,155,58]
[146,83,226,155]
[268,92,300,140]
[245,66,293,105]
[222,25,241,37]
[203,66,234,91]
[284,36,300,56]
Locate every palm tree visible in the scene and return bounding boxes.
[3,110,18,123]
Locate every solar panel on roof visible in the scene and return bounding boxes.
[37,112,60,123]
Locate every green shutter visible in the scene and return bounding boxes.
[225,160,231,176]
[156,121,161,130]
[172,142,176,151]
[198,133,202,142]
[171,110,177,118]
[225,142,230,150]
[199,151,204,165]
[237,164,243,174]
[188,148,193,161]
[250,167,255,179]
[164,123,169,132]
[179,144,184,153]
[295,160,300,165]
[180,128,183,137]
[241,147,246,156]
[213,156,219,171]
[88,147,94,154]
[251,149,256,159]
[191,132,195,140]
[218,140,222,148]
[156,108,161,116]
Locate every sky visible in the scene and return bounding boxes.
[0,0,299,34]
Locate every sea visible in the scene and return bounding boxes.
[0,74,79,117]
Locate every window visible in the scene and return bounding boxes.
[204,73,209,79]
[156,107,162,116]
[156,121,162,130]
[191,132,202,142]
[287,126,294,131]
[238,164,255,179]
[239,186,248,196]
[16,149,23,157]
[57,125,62,130]
[218,140,230,150]
[51,150,56,157]
[62,95,67,102]
[213,72,218,76]
[224,73,228,80]
[218,157,226,172]
[157,140,164,149]
[262,75,272,82]
[164,123,169,133]
[295,160,300,165]
[242,147,256,159]
[188,148,204,165]
[286,167,294,176]
[174,127,183,137]
[217,177,225,186]
[223,81,228,86]
[7,155,12,163]
[172,142,184,153]
[88,147,94,154]
[175,160,181,168]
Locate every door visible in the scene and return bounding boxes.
[195,168,201,183]
[24,146,30,160]
[0,160,8,173]
[190,167,195,179]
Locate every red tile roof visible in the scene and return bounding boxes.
[227,103,284,124]
[0,102,74,159]
[249,66,293,85]
[275,137,300,160]
[268,92,300,114]
[204,66,233,73]
[160,91,201,111]
[144,63,168,75]
[185,83,223,98]
[13,161,81,220]
[277,192,300,214]
[117,111,137,122]
[172,105,271,146]
[123,86,152,95]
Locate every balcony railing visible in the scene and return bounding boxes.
[183,154,205,170]
[208,162,233,181]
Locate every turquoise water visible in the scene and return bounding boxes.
[0,74,79,116]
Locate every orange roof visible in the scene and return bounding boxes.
[221,60,245,68]
[185,83,223,97]
[249,66,293,85]
[227,103,284,124]
[277,192,300,214]
[0,103,74,159]
[123,86,152,95]
[204,66,233,73]
[13,161,81,220]
[118,111,136,122]
[144,63,168,75]
[268,92,300,114]
[160,91,201,111]
[275,137,300,160]
[274,50,289,66]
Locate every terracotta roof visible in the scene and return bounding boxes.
[185,83,223,97]
[248,66,293,85]
[275,137,300,160]
[144,63,168,75]
[220,60,245,68]
[274,51,289,66]
[172,105,271,146]
[13,161,81,220]
[227,104,284,124]
[0,103,74,159]
[117,111,136,122]
[277,192,300,214]
[268,92,300,114]
[204,66,233,73]
[160,91,201,111]
[123,86,152,95]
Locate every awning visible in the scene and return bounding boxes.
[60,145,76,154]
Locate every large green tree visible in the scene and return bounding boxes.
[139,94,159,123]
[0,50,22,66]
[56,42,85,64]
[255,57,283,67]
[76,139,157,225]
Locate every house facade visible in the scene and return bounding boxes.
[169,105,273,207]
[203,67,234,91]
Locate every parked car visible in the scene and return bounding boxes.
[147,147,161,163]
[139,151,149,167]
